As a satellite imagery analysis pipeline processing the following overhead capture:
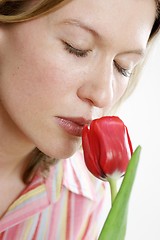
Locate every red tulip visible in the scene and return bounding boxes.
[82,116,133,181]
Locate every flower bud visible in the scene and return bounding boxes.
[82,116,133,181]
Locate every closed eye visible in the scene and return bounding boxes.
[114,60,132,78]
[63,41,91,58]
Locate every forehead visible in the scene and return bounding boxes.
[52,0,156,25]
[49,0,156,50]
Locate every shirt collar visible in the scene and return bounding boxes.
[45,150,105,203]
[62,151,105,201]
[0,151,105,231]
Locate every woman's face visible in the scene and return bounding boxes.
[0,0,156,158]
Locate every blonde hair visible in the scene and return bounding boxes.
[0,0,65,22]
[0,0,160,183]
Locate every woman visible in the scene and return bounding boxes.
[0,0,159,239]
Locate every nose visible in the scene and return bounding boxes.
[77,61,113,109]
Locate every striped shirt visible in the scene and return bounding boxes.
[0,151,108,240]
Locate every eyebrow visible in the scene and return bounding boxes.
[119,49,145,57]
[62,18,146,57]
[62,18,101,38]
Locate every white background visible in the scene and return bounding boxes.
[117,35,160,240]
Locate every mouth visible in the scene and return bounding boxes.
[55,116,91,137]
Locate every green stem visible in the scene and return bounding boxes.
[98,146,141,240]
[108,178,118,205]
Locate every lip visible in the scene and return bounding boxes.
[55,117,91,137]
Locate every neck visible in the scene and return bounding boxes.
[0,105,36,181]
[0,149,36,181]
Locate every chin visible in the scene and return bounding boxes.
[57,149,77,160]
[38,137,82,160]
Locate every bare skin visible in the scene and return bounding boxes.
[0,0,156,217]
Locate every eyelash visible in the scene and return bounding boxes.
[114,60,132,78]
[63,41,132,78]
[63,41,91,58]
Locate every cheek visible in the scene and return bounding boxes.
[0,49,80,123]
[112,74,129,104]
[0,34,74,111]
[103,75,129,115]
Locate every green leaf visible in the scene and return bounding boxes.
[98,145,141,240]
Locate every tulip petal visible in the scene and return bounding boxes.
[94,117,131,178]
[82,125,103,179]
[82,116,133,181]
